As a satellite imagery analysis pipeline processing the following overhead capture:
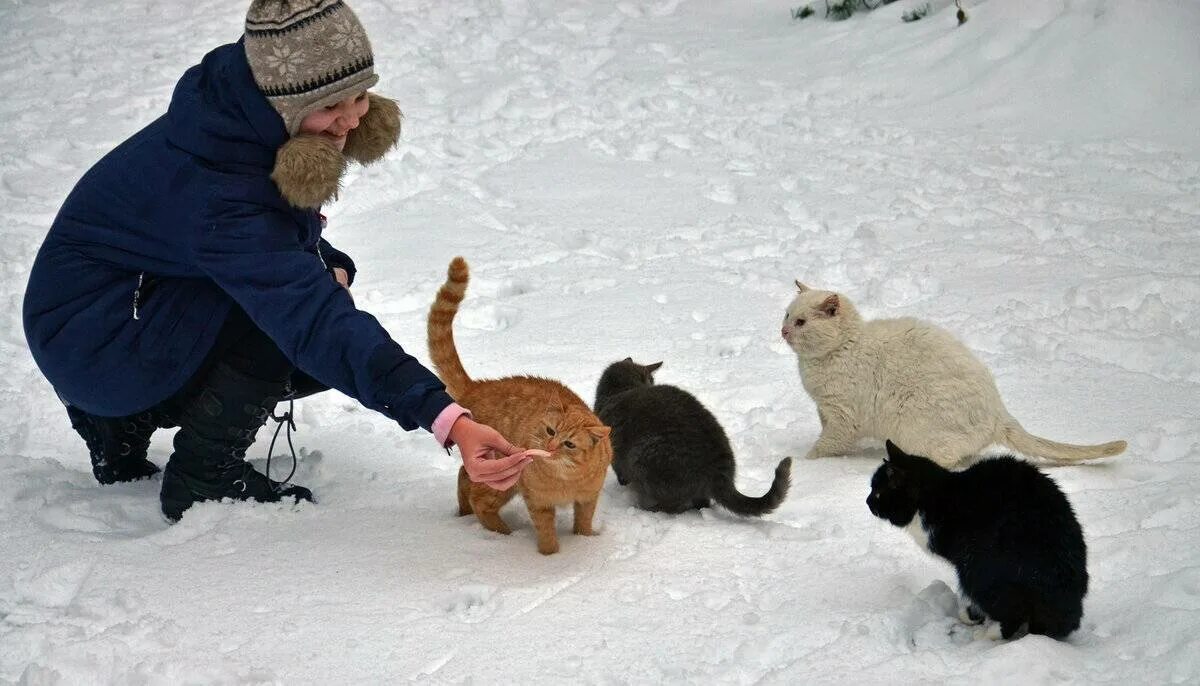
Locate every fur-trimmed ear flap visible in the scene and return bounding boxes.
[795,280,809,292]
[819,294,840,317]
[343,92,402,165]
[271,135,347,209]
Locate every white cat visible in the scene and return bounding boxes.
[781,282,1126,468]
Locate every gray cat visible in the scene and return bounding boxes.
[594,359,791,515]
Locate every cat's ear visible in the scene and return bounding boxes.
[881,445,907,482]
[885,440,911,463]
[645,361,663,373]
[587,425,611,444]
[819,294,839,317]
[795,280,809,292]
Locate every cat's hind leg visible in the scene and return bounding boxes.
[457,466,473,516]
[999,618,1028,640]
[1028,597,1083,639]
[981,584,1032,640]
[918,432,981,469]
[469,486,515,535]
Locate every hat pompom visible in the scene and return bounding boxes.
[271,135,347,209]
[343,93,402,165]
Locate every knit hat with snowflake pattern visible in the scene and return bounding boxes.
[243,0,402,208]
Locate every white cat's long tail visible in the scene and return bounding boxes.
[1001,420,1126,463]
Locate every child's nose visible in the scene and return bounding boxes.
[338,107,360,128]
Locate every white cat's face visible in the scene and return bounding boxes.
[781,285,847,356]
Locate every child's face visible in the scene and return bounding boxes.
[298,91,370,150]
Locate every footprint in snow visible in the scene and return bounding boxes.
[444,584,498,623]
[706,181,738,205]
[459,303,521,332]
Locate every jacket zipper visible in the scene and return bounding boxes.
[131,272,145,320]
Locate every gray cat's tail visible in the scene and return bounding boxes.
[1001,422,1126,464]
[712,457,792,517]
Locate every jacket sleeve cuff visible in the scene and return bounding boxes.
[432,403,472,448]
[412,389,456,434]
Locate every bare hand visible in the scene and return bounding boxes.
[332,267,350,289]
[331,267,354,304]
[448,416,545,491]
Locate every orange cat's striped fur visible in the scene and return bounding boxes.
[428,257,612,555]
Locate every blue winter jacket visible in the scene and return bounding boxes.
[22,41,454,432]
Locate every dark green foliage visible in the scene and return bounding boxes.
[791,4,815,19]
[826,0,856,20]
[794,0,941,25]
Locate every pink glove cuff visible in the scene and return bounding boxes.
[433,403,472,448]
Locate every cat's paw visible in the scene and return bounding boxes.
[573,524,598,536]
[482,520,512,535]
[952,621,1003,642]
[537,540,560,555]
[958,604,985,625]
[977,622,1004,641]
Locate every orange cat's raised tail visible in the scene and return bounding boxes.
[427,256,474,397]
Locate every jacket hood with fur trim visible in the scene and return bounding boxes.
[167,38,400,209]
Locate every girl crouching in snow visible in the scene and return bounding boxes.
[22,0,538,522]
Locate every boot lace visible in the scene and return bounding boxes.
[265,381,299,493]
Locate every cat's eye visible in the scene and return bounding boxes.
[546,427,556,436]
[563,440,576,450]
[794,318,806,327]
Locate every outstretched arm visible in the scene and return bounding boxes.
[194,205,450,432]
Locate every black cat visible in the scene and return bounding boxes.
[867,440,1088,640]
[594,358,791,515]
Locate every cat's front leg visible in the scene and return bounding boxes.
[958,596,985,625]
[805,435,856,459]
[573,499,599,536]
[805,405,859,458]
[528,504,560,555]
[612,461,630,486]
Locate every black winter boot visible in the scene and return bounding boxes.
[160,361,313,522]
[66,405,162,484]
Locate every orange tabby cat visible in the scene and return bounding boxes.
[428,257,612,555]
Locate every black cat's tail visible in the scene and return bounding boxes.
[712,457,792,517]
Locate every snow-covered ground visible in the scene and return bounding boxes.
[2,0,1199,682]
